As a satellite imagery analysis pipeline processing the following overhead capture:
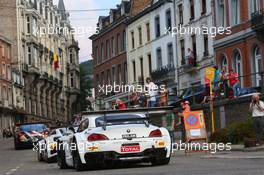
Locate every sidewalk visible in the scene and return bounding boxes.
[231,144,264,152]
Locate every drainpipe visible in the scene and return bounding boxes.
[173,0,180,95]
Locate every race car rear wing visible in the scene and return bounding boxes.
[102,116,150,130]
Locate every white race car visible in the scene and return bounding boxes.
[37,127,76,163]
[57,113,172,171]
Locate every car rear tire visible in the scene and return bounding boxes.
[57,143,68,169]
[72,143,86,171]
[37,151,44,162]
[151,157,170,166]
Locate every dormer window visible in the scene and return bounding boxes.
[110,11,114,23]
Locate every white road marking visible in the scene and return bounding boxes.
[5,164,23,175]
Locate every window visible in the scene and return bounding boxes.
[112,66,116,84]
[122,30,126,51]
[231,0,240,25]
[220,56,228,71]
[253,46,262,86]
[190,0,195,20]
[26,16,31,34]
[146,23,150,42]
[124,61,127,84]
[28,46,32,65]
[139,57,144,85]
[39,2,43,15]
[116,33,120,54]
[101,71,105,85]
[233,50,242,82]
[167,43,174,66]
[201,0,206,15]
[251,0,260,14]
[156,48,162,69]
[2,64,6,78]
[138,26,142,45]
[180,39,185,65]
[111,37,115,56]
[107,69,111,84]
[117,64,122,84]
[148,54,152,75]
[166,9,172,31]
[132,61,136,82]
[217,0,226,27]
[203,34,209,56]
[70,49,74,63]
[131,31,135,49]
[155,16,161,38]
[178,4,183,25]
[50,12,53,25]
[100,43,104,62]
[45,6,48,19]
[94,46,98,64]
[70,73,74,87]
[106,40,110,59]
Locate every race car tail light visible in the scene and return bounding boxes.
[87,133,109,142]
[149,129,162,137]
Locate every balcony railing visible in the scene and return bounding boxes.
[251,10,264,31]
[151,64,175,82]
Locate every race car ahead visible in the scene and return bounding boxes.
[37,127,77,163]
[14,123,48,150]
[57,113,172,171]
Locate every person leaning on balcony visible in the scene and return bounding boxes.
[228,68,241,98]
[219,67,229,98]
[249,93,264,146]
[187,48,194,66]
[146,77,157,107]
[159,84,168,107]
[115,99,126,110]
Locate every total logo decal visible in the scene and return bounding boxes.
[121,145,141,153]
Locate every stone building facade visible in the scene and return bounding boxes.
[174,0,215,91]
[213,0,264,88]
[0,0,80,126]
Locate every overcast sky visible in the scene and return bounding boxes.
[53,0,121,63]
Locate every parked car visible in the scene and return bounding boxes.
[14,123,48,150]
[57,113,172,171]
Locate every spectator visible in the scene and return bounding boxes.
[176,101,191,142]
[145,77,157,107]
[130,92,140,108]
[219,67,229,98]
[213,66,221,95]
[249,93,264,146]
[228,68,241,98]
[159,84,168,107]
[2,128,6,139]
[164,111,175,143]
[186,48,194,66]
[116,99,126,110]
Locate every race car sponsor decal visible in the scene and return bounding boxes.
[121,145,140,152]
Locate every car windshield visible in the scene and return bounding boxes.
[59,128,67,135]
[20,124,47,132]
[95,114,146,127]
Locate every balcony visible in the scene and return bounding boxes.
[28,65,40,75]
[179,56,199,74]
[151,65,176,83]
[251,10,264,32]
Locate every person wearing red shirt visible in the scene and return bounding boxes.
[228,68,241,98]
[116,99,126,110]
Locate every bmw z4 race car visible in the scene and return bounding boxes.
[57,113,172,171]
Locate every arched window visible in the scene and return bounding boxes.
[233,50,243,85]
[252,46,262,87]
[220,55,228,71]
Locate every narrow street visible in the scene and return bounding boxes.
[0,139,264,175]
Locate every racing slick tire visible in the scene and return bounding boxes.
[72,142,86,171]
[57,143,68,169]
[151,157,170,166]
[37,151,44,162]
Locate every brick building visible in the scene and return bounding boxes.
[213,0,264,88]
[0,35,14,132]
[90,0,131,109]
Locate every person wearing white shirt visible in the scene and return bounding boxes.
[249,93,264,145]
[146,77,157,107]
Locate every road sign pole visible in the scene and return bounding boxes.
[209,82,215,133]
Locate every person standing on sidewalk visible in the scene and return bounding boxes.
[164,111,175,143]
[176,101,191,142]
[249,93,264,145]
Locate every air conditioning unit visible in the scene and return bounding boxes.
[218,0,224,6]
